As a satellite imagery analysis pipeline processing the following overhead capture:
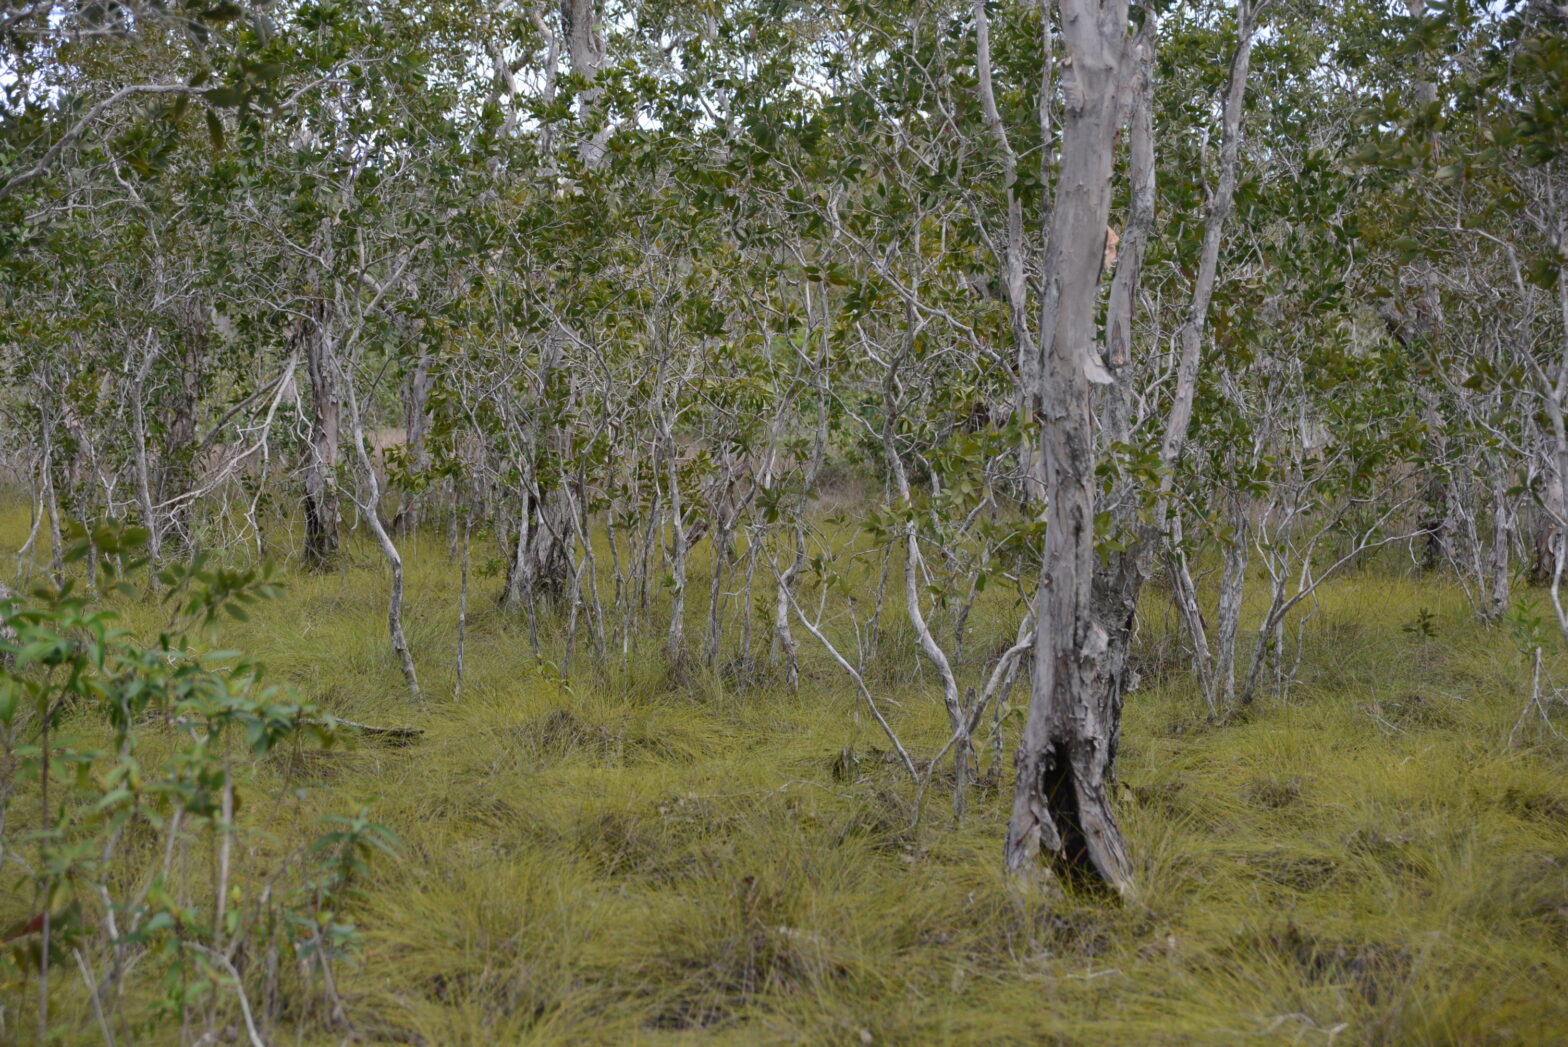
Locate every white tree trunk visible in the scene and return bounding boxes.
[1004,0,1135,891]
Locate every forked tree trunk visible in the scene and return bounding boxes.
[1007,0,1264,888]
[1004,0,1135,892]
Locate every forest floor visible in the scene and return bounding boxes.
[3,506,1568,1045]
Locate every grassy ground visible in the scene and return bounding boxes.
[3,500,1567,1045]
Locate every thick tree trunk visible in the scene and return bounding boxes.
[503,332,576,607]
[1004,0,1134,892]
[520,484,574,602]
[560,0,609,167]
[1007,0,1263,885]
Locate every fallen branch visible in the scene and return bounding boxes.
[155,714,424,746]
[335,718,424,745]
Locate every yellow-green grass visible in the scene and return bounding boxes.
[2,499,1566,1045]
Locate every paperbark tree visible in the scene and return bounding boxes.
[1003,0,1135,891]
[302,300,342,569]
[1005,0,1269,885]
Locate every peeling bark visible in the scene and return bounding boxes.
[1004,0,1135,894]
[303,306,341,569]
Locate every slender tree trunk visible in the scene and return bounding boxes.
[883,373,971,820]
[705,503,733,668]
[1405,0,1452,572]
[131,334,164,564]
[1487,458,1514,620]
[1169,535,1218,713]
[456,508,470,702]
[303,307,341,569]
[393,350,434,536]
[1090,16,1160,749]
[161,308,205,550]
[43,446,63,587]
[504,484,535,611]
[1530,453,1560,586]
[346,362,421,702]
[974,0,1045,502]
[1131,0,1262,720]
[666,436,689,667]
[1214,496,1251,706]
[774,529,806,691]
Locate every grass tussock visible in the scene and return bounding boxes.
[2,508,1567,1045]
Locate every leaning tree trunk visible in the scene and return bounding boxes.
[345,357,421,702]
[1004,0,1134,893]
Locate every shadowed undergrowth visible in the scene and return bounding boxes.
[2,505,1565,1045]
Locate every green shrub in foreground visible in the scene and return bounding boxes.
[0,522,396,1043]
